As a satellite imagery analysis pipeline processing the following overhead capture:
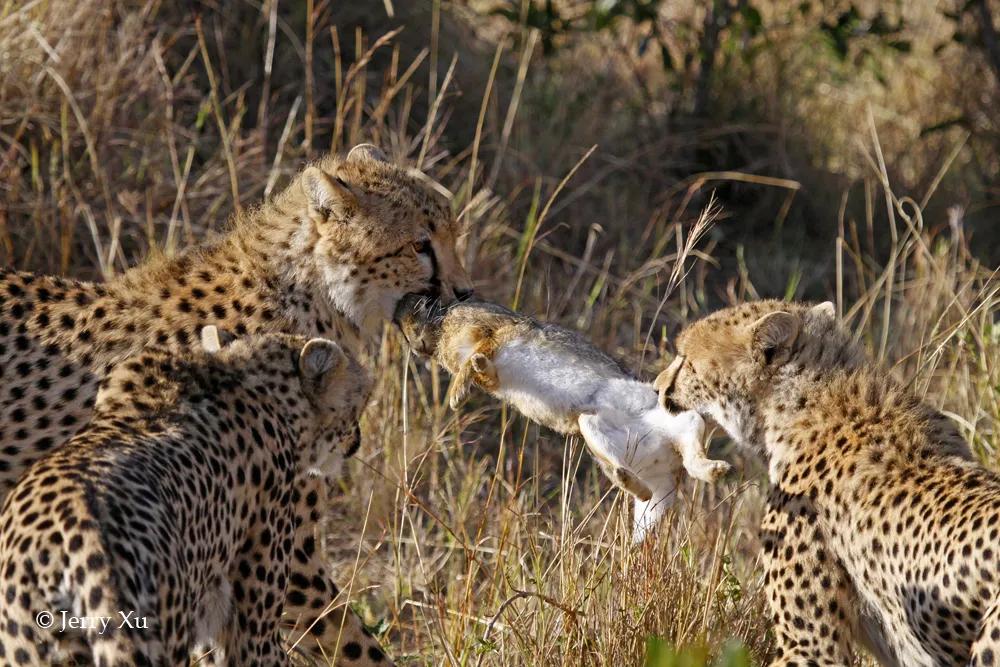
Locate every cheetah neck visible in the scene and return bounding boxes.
[93,351,310,455]
[755,360,958,487]
[235,187,399,346]
[92,351,191,421]
[98,215,371,360]
[225,213,372,352]
[742,330,871,482]
[709,369,841,483]
[755,371,827,484]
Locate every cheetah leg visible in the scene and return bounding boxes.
[970,599,1000,667]
[282,475,392,666]
[762,489,859,667]
[91,633,162,667]
[87,598,165,667]
[225,516,293,666]
[0,605,57,665]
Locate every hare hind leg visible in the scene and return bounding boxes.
[577,413,653,501]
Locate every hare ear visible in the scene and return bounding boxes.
[200,325,236,353]
[301,167,357,221]
[750,311,800,363]
[653,355,684,407]
[347,143,388,163]
[811,301,836,320]
[298,338,346,393]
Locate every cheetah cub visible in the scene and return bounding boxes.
[657,299,1000,666]
[397,296,730,542]
[0,329,370,666]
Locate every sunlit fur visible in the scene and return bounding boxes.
[0,145,468,666]
[660,300,999,666]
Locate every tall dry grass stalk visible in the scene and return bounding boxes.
[1,3,996,665]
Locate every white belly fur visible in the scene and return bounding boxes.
[475,336,719,542]
[487,340,655,433]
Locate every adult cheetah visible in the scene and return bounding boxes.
[655,299,999,666]
[0,332,370,666]
[0,144,471,664]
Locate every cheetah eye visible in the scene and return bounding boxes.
[412,238,433,256]
[762,345,777,365]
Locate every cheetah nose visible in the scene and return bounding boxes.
[455,287,474,301]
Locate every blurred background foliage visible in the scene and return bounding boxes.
[467,0,1000,297]
[3,0,999,300]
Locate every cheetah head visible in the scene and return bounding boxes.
[201,327,373,476]
[654,300,839,455]
[297,144,472,341]
[294,337,374,477]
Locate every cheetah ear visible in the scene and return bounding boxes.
[347,143,388,163]
[200,325,236,353]
[811,301,836,320]
[301,167,357,221]
[298,338,346,392]
[750,311,800,362]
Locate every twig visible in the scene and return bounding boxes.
[974,0,1000,86]
[195,16,241,214]
[476,589,584,667]
[488,29,538,188]
[417,54,457,170]
[304,0,315,155]
[467,41,504,207]
[512,145,598,310]
[256,0,279,143]
[264,95,301,198]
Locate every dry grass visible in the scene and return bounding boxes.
[1,2,997,665]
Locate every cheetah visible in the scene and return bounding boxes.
[0,143,471,664]
[654,299,1000,666]
[395,295,729,542]
[0,331,371,666]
